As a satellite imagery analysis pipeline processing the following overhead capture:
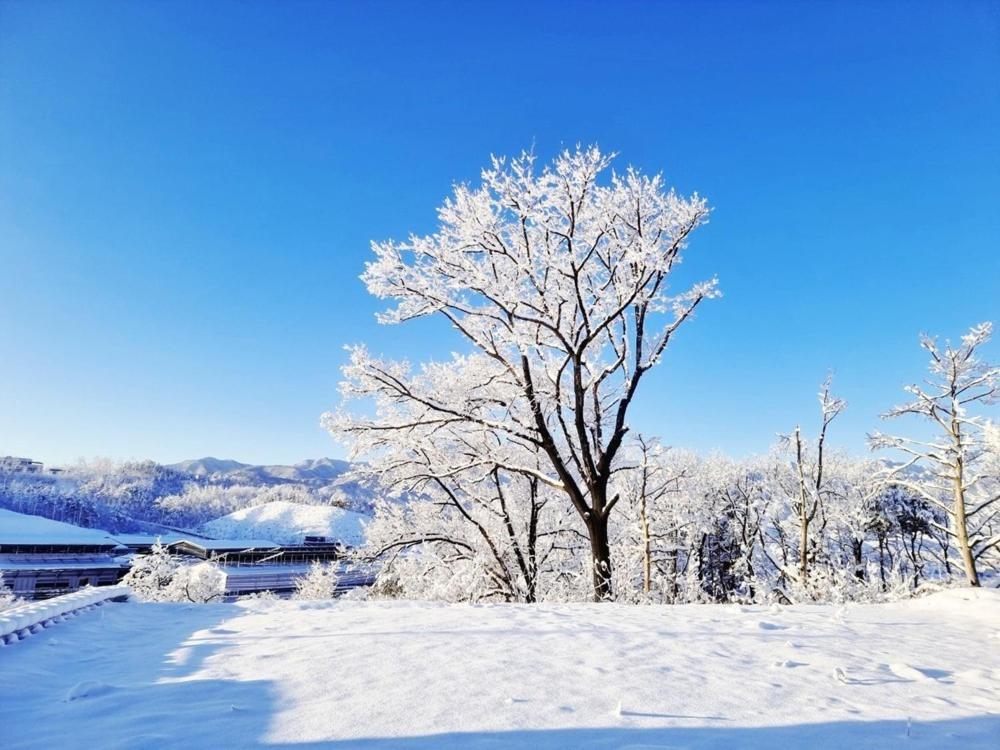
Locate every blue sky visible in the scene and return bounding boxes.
[1,1,997,467]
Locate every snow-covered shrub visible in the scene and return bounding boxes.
[0,574,18,612]
[294,562,339,600]
[240,590,279,602]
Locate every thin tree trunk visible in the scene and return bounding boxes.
[952,460,980,586]
[639,494,652,595]
[951,415,980,587]
[794,427,810,583]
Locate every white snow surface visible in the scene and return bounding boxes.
[1,589,998,749]
[0,508,121,546]
[199,500,366,545]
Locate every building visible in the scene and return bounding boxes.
[112,533,194,555]
[0,509,128,599]
[168,538,374,598]
[0,456,44,474]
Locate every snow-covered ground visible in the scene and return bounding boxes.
[200,500,367,545]
[1,590,998,749]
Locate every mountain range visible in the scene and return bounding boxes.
[166,457,353,487]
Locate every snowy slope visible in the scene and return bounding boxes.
[1,590,998,749]
[199,500,366,545]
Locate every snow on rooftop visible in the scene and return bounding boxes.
[200,500,367,546]
[178,539,281,551]
[111,533,190,546]
[0,508,122,547]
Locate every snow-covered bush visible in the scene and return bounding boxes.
[294,561,339,600]
[240,590,279,602]
[0,574,18,612]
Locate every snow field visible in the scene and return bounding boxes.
[0,589,998,748]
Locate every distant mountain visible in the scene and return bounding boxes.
[166,457,352,487]
[167,457,252,477]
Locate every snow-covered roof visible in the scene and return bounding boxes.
[175,539,281,552]
[200,500,367,546]
[0,509,123,548]
[111,533,190,546]
[0,560,125,571]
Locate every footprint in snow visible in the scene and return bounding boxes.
[65,681,118,702]
[754,621,788,630]
[771,659,807,668]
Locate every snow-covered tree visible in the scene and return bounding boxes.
[611,441,703,601]
[870,322,999,586]
[326,146,718,600]
[354,445,573,603]
[780,377,846,586]
[294,561,339,600]
[123,542,225,602]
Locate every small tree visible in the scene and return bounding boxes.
[870,322,999,587]
[781,378,846,585]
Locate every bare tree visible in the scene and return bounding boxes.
[870,322,998,587]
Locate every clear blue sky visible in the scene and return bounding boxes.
[1,1,997,467]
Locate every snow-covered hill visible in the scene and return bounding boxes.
[199,500,367,546]
[2,589,998,748]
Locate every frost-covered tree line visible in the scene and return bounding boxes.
[326,146,999,604]
[0,460,359,533]
[343,360,998,604]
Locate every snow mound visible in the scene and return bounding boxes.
[199,501,367,546]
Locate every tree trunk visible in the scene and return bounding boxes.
[950,417,980,587]
[952,460,980,586]
[639,497,652,595]
[798,512,809,583]
[794,427,810,584]
[588,514,613,602]
[852,539,864,581]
